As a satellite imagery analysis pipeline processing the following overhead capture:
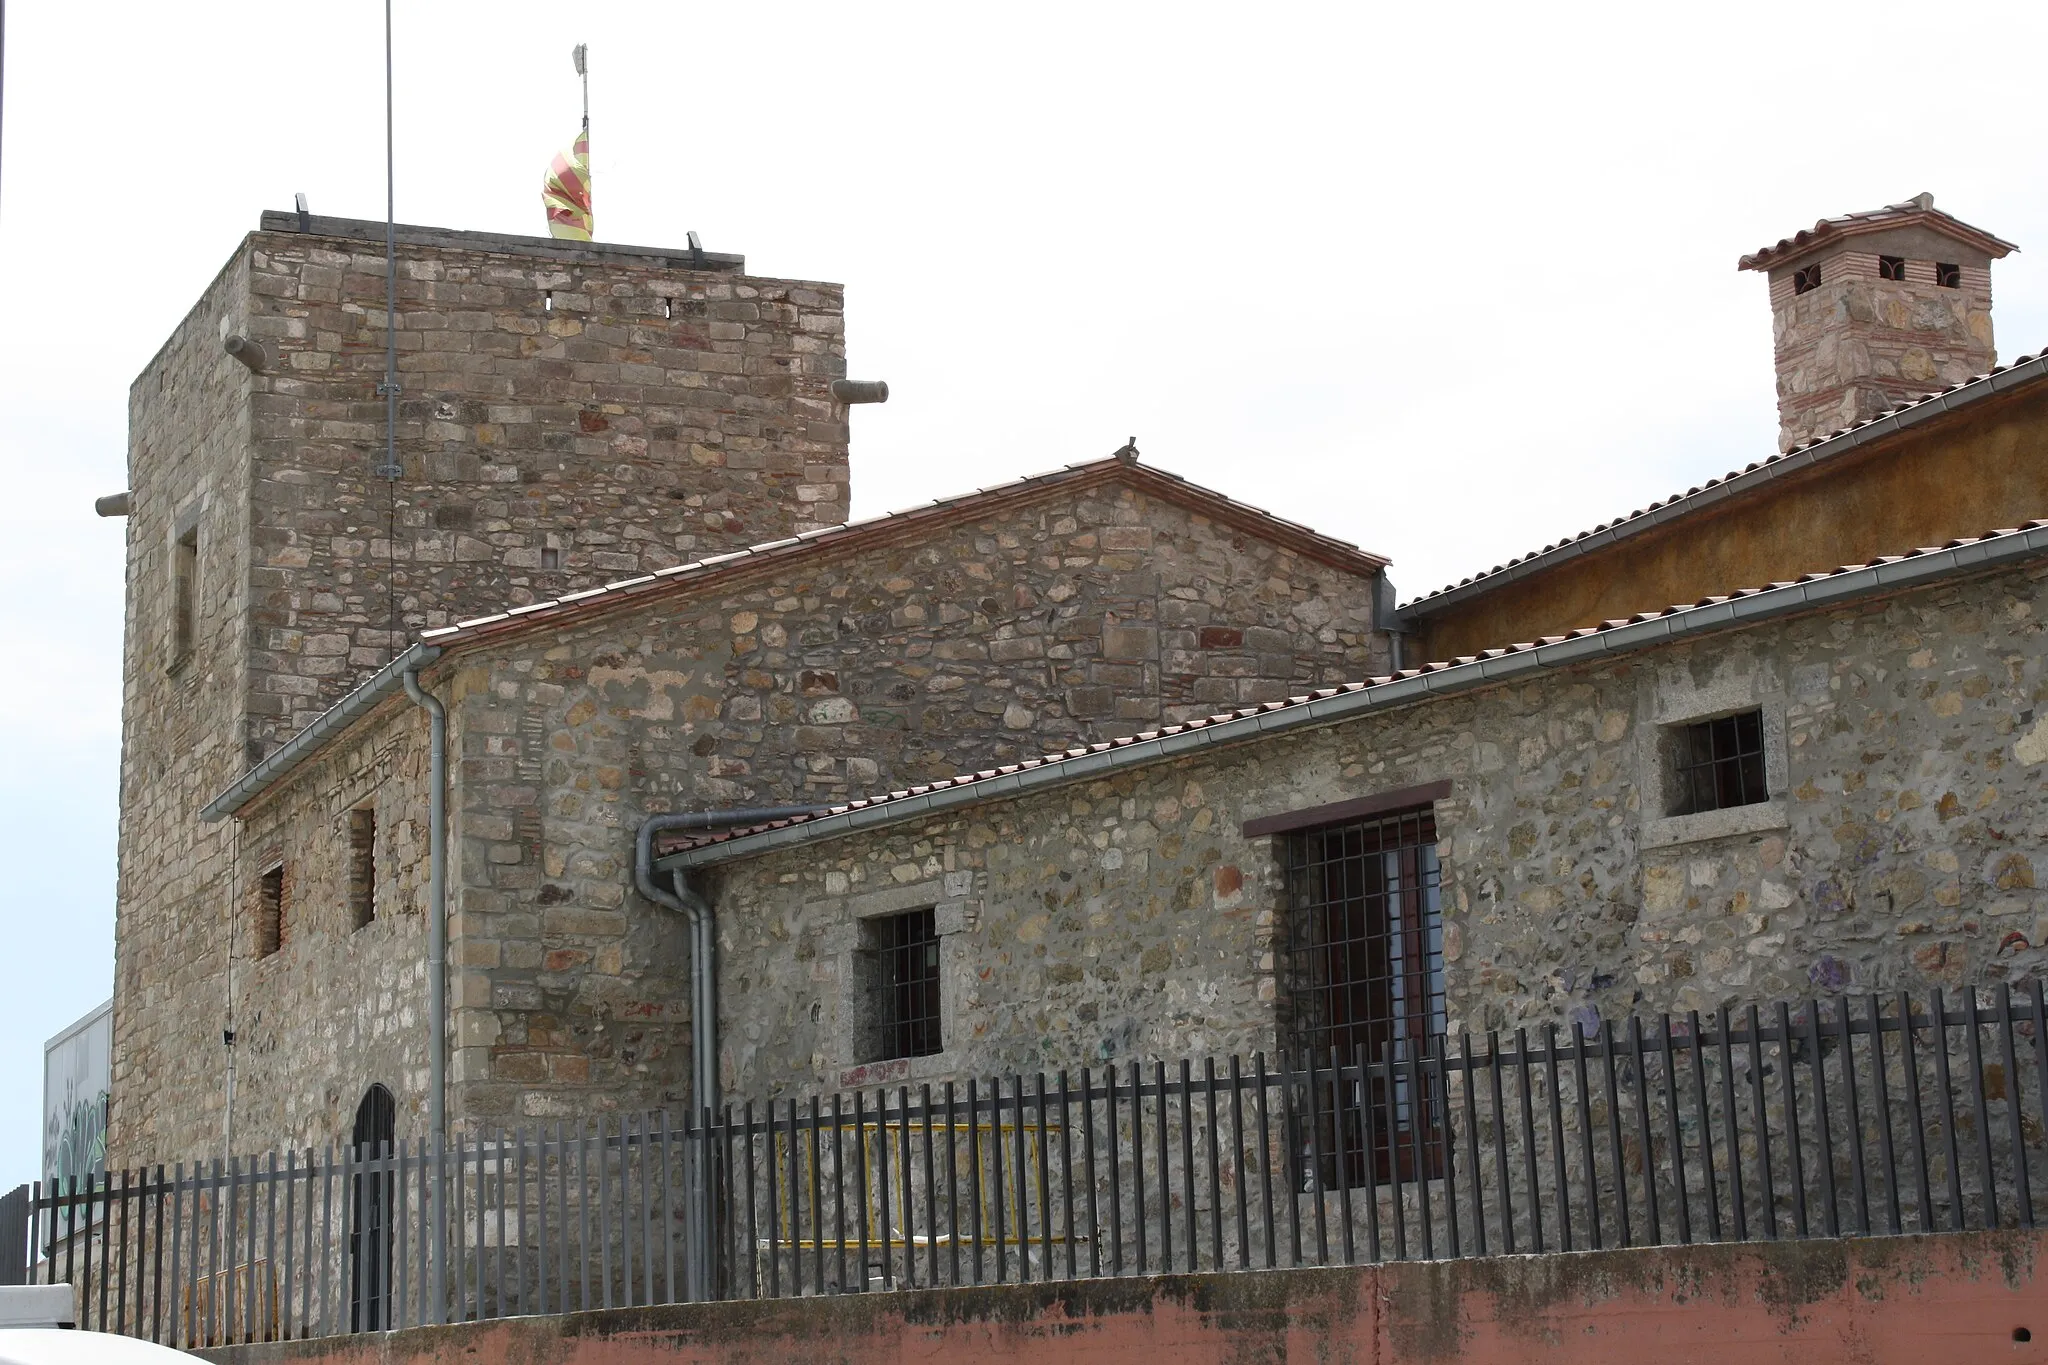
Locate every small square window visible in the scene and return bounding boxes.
[1793,263,1822,294]
[348,807,377,929]
[1672,710,1768,816]
[1878,255,1906,281]
[862,909,942,1061]
[1935,262,1961,288]
[540,546,562,570]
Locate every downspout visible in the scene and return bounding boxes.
[632,807,826,1110]
[633,805,824,1298]
[402,666,449,1317]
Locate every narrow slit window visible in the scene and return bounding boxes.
[663,297,673,319]
[256,864,286,958]
[348,807,377,929]
[865,909,942,1061]
[544,290,554,312]
[1671,709,1769,815]
[1936,262,1961,288]
[171,522,199,663]
[1793,263,1822,294]
[1878,255,1906,281]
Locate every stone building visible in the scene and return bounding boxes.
[105,213,1397,1165]
[1400,197,2042,661]
[1740,193,2014,453]
[104,195,2047,1172]
[669,517,2048,1100]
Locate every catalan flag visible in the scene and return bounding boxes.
[543,128,592,241]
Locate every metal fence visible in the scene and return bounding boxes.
[9,985,2047,1346]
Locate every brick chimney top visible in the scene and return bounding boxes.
[1741,195,2019,451]
[1738,193,2016,273]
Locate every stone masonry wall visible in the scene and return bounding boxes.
[113,218,855,1164]
[241,220,853,759]
[1767,232,1995,451]
[699,558,2048,1104]
[109,252,254,1167]
[444,474,1390,1127]
[223,702,435,1152]
[126,470,1390,1160]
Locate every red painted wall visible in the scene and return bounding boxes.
[200,1230,2045,1365]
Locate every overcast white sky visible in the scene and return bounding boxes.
[3,0,2046,1188]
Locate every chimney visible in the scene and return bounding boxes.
[1740,193,2017,451]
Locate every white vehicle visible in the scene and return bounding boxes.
[0,1289,73,1332]
[0,1332,202,1363]
[0,1288,199,1361]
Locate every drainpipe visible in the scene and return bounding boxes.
[402,667,449,1317]
[633,805,825,1297]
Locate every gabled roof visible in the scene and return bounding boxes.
[1737,193,2017,272]
[658,517,2048,868]
[204,452,1388,821]
[420,453,1387,652]
[1400,347,2048,617]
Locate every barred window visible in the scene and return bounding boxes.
[1672,709,1768,815]
[863,909,942,1061]
[1281,807,1445,1185]
[1878,255,1906,282]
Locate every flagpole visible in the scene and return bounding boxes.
[575,43,589,130]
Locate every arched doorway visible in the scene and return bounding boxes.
[349,1084,396,1331]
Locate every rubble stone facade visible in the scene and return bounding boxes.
[124,440,1393,1159]
[110,214,853,1165]
[694,557,2048,1103]
[1743,200,2011,452]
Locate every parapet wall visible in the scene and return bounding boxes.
[198,1229,2045,1365]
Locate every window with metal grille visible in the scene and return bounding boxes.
[864,909,942,1061]
[1671,709,1768,815]
[1878,255,1906,282]
[1793,263,1822,294]
[1936,261,1961,288]
[1281,807,1445,1186]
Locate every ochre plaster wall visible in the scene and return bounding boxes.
[1412,382,2048,662]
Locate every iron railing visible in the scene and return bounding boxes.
[8,985,2047,1346]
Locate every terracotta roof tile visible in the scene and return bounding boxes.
[1737,193,2017,271]
[1403,348,2046,613]
[421,453,1388,649]
[663,518,2048,857]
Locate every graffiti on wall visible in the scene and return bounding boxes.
[43,1001,111,1208]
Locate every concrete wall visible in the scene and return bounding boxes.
[197,1228,2048,1365]
[701,556,2048,1101]
[1407,380,2048,663]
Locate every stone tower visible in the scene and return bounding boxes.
[108,214,858,1154]
[1740,194,2016,451]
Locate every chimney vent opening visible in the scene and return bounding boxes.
[1878,255,1906,281]
[1936,262,1961,288]
[1793,264,1823,295]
